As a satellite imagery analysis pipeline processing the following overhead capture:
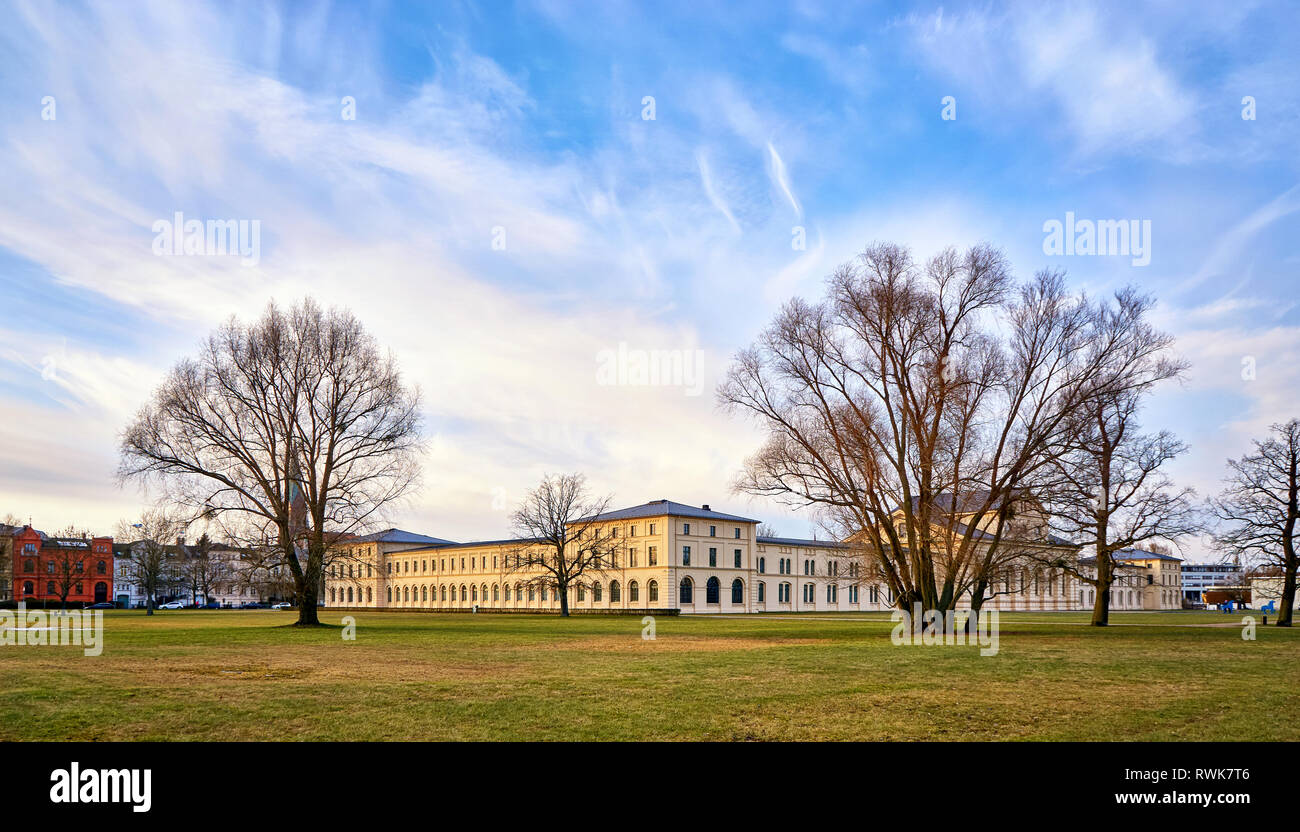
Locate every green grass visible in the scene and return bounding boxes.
[1,609,1296,741]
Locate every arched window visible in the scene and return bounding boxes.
[493,584,500,602]
[347,587,354,603]
[515,583,523,602]
[629,580,639,603]
[422,585,428,602]
[593,582,602,602]
[731,578,744,604]
[648,580,659,603]
[758,556,765,574]
[758,581,766,603]
[471,585,478,602]
[481,584,488,603]
[329,587,336,603]
[679,577,693,604]
[610,580,621,603]
[387,586,392,603]
[366,587,372,603]
[97,560,106,574]
[440,585,446,602]
[706,576,720,604]
[403,586,409,602]
[577,583,586,602]
[461,585,468,602]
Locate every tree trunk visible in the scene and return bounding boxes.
[966,581,986,635]
[1278,561,1296,627]
[296,581,319,625]
[1090,555,1111,627]
[558,580,570,617]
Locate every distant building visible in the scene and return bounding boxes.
[1181,561,1244,604]
[322,499,1164,614]
[9,525,113,605]
[1076,549,1185,611]
[1249,575,1297,612]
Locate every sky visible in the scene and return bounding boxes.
[1,0,1298,561]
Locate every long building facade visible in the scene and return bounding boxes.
[325,499,1183,614]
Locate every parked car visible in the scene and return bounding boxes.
[201,601,220,609]
[87,602,115,609]
[238,601,268,609]
[271,602,293,610]
[159,601,185,610]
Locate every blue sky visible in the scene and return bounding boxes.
[1,0,1298,560]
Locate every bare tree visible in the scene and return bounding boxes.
[119,299,423,626]
[720,242,1184,619]
[1031,387,1199,625]
[179,532,231,607]
[757,523,781,539]
[503,473,621,617]
[115,509,187,615]
[44,542,92,610]
[1211,419,1300,626]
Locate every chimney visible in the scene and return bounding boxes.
[702,504,711,511]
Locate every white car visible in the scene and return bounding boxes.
[271,602,293,610]
[158,601,185,609]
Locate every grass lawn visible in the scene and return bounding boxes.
[2,608,1296,741]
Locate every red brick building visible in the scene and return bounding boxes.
[9,526,113,605]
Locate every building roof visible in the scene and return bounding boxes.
[427,537,541,550]
[757,535,850,549]
[350,528,457,546]
[583,499,760,524]
[1114,547,1183,562]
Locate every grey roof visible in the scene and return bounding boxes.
[1114,547,1183,562]
[757,535,850,549]
[430,537,541,550]
[351,528,457,546]
[584,499,760,524]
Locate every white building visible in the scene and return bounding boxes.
[1181,561,1243,604]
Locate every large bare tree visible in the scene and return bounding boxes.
[119,299,422,626]
[1211,419,1300,626]
[1030,386,1198,625]
[504,473,621,617]
[720,242,1184,618]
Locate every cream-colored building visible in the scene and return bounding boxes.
[1078,549,1185,611]
[323,499,1182,614]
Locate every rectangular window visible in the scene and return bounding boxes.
[648,546,658,566]
[649,523,656,535]
[682,546,691,566]
[709,525,716,537]
[708,547,717,567]
[734,549,742,568]
[683,523,690,535]
[734,528,740,539]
